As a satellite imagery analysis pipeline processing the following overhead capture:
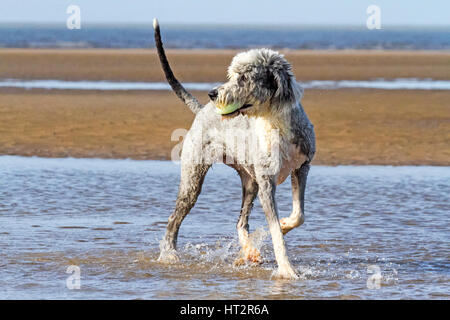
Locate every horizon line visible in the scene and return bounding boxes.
[0,22,449,29]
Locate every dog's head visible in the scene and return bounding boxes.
[209,48,303,117]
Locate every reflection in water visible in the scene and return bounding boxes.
[0,156,449,299]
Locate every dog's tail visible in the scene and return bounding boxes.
[153,18,203,114]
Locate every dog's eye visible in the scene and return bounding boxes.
[238,74,247,86]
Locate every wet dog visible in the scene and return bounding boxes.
[154,19,315,279]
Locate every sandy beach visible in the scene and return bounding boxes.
[1,49,450,81]
[1,49,449,165]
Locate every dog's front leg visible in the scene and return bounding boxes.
[158,163,210,263]
[256,174,299,280]
[280,163,310,234]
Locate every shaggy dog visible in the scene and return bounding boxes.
[154,19,315,279]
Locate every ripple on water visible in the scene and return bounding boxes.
[0,157,449,299]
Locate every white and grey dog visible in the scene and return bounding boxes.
[154,19,315,279]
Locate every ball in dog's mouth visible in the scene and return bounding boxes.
[215,103,253,115]
[215,103,240,115]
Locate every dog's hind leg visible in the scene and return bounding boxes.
[234,172,260,265]
[256,174,299,279]
[280,163,310,235]
[158,163,210,263]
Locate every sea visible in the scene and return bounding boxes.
[0,24,449,50]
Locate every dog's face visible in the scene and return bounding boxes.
[209,49,302,117]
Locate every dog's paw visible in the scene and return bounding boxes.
[280,216,303,235]
[245,247,262,264]
[271,266,300,280]
[234,247,262,266]
[279,217,294,235]
[157,250,180,264]
[233,257,246,267]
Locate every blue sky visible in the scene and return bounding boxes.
[0,0,449,26]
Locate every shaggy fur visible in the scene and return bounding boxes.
[154,19,315,279]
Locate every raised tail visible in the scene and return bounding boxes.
[153,18,203,114]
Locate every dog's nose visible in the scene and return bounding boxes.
[208,89,218,101]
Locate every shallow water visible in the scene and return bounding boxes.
[0,156,448,299]
[1,78,450,91]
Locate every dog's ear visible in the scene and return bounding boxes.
[270,59,303,108]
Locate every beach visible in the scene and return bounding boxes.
[1,49,449,165]
[1,19,450,301]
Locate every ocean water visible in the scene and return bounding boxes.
[0,156,448,299]
[0,24,449,50]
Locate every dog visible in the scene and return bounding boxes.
[154,19,315,279]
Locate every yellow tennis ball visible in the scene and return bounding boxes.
[215,103,240,115]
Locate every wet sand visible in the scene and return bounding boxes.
[0,49,449,165]
[1,49,449,81]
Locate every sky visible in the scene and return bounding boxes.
[0,0,449,26]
